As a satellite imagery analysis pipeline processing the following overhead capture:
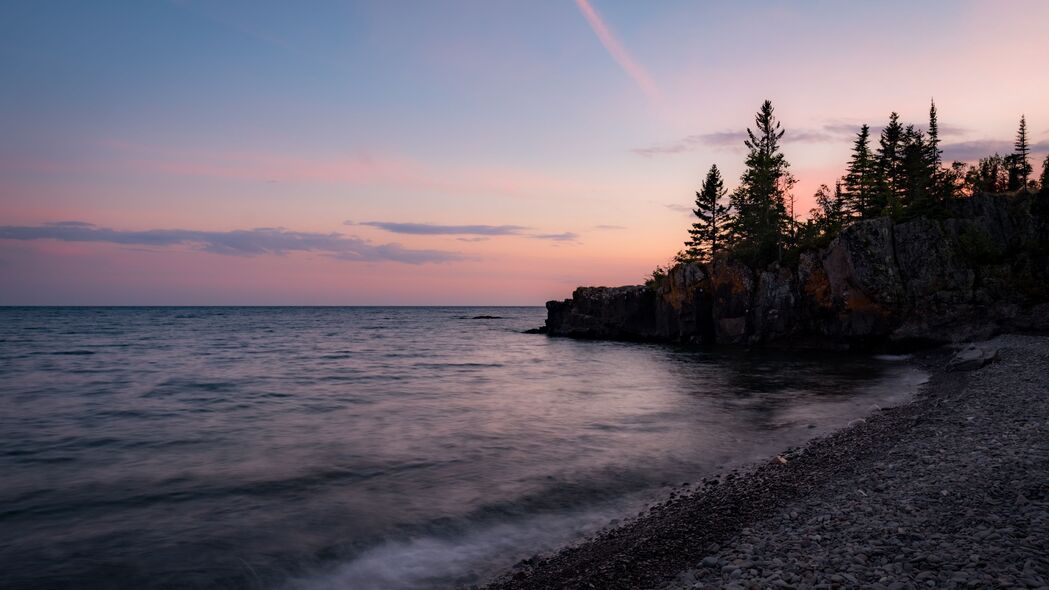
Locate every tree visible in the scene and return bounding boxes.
[842,124,878,219]
[876,112,905,215]
[1011,115,1032,191]
[1005,154,1026,191]
[898,125,936,216]
[684,164,731,262]
[811,182,845,235]
[728,100,796,265]
[965,154,1008,193]
[927,99,942,167]
[1040,155,1049,196]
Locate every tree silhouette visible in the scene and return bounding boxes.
[843,124,878,219]
[812,182,845,235]
[729,100,795,265]
[1040,155,1049,196]
[927,99,942,166]
[1012,115,1032,190]
[899,125,937,216]
[876,112,905,215]
[965,154,1008,193]
[684,164,731,262]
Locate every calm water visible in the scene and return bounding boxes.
[0,307,925,589]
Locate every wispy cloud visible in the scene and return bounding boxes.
[593,224,626,230]
[530,232,579,242]
[633,128,836,157]
[356,221,528,236]
[634,120,972,158]
[574,0,659,102]
[942,139,1049,162]
[0,223,464,264]
[357,220,579,242]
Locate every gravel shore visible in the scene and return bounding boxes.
[483,334,1049,590]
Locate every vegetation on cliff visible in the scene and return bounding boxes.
[650,101,1049,286]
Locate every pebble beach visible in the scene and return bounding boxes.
[485,334,1049,590]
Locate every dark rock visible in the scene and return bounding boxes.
[946,344,999,372]
[545,193,1049,349]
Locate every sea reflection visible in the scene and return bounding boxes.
[0,307,925,590]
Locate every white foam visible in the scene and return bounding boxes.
[285,508,624,590]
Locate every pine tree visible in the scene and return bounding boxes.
[1012,115,1032,190]
[1041,155,1049,196]
[684,164,731,262]
[1005,154,1025,191]
[876,112,905,215]
[842,124,878,219]
[899,125,935,216]
[728,100,796,265]
[927,99,942,167]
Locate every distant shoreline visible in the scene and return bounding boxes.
[483,334,1049,589]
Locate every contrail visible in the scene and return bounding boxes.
[574,0,660,102]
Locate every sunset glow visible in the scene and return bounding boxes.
[2,0,1048,304]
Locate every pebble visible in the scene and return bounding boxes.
[668,335,1049,590]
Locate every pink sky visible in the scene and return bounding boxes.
[2,1,1048,304]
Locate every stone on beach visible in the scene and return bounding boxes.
[484,335,1049,590]
[946,343,1000,371]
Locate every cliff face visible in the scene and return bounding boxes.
[545,193,1049,349]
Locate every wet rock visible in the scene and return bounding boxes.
[946,344,999,371]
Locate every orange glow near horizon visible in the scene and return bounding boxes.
[2,1,1048,304]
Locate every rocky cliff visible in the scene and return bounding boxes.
[545,193,1049,349]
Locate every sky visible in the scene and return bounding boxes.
[1,0,1048,305]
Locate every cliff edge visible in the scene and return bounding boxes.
[545,193,1049,349]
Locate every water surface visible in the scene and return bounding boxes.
[0,307,924,589]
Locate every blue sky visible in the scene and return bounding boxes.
[2,0,1047,304]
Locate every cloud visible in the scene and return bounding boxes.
[633,133,731,157]
[358,220,578,242]
[529,232,579,242]
[593,224,626,230]
[633,128,835,157]
[355,221,528,236]
[0,223,463,264]
[574,0,660,102]
[664,203,692,214]
[941,139,1049,162]
[635,120,973,158]
[822,121,967,138]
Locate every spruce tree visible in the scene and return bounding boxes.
[1005,154,1025,191]
[899,125,935,216]
[1041,155,1049,196]
[843,124,877,218]
[876,112,905,215]
[927,99,942,167]
[684,164,731,262]
[728,100,795,265]
[1013,115,1032,190]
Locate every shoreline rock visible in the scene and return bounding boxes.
[544,193,1049,350]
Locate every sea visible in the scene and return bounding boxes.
[0,307,926,589]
